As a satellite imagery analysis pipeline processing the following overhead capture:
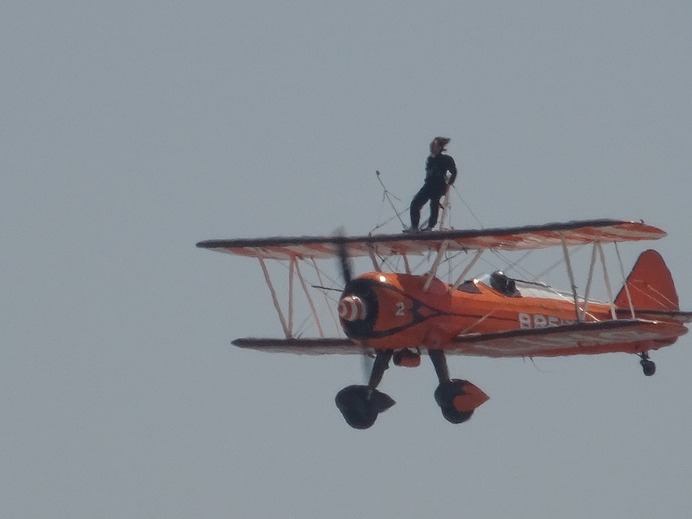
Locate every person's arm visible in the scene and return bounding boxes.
[446,156,457,185]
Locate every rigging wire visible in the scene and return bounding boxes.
[371,170,408,233]
[369,168,592,296]
[371,170,485,234]
[450,183,484,229]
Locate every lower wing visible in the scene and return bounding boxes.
[232,319,687,358]
[232,337,370,355]
[448,319,688,358]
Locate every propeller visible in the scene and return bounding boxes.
[332,231,397,428]
[335,236,353,286]
[334,231,373,382]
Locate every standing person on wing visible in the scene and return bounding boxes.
[407,136,457,232]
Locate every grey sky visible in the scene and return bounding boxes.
[2,2,692,518]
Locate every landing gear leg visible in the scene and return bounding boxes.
[429,349,489,424]
[335,350,395,429]
[639,352,656,377]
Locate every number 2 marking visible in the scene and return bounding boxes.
[395,301,405,317]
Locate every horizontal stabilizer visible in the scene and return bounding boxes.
[615,309,692,323]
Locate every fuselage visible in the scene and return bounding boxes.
[338,271,677,356]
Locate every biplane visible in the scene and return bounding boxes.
[197,219,691,429]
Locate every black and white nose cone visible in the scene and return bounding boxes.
[338,295,367,321]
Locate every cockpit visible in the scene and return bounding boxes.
[457,270,521,297]
[487,270,519,296]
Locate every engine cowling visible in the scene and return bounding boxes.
[338,278,380,339]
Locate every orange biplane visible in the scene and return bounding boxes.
[197,219,691,429]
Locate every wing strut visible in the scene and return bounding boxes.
[424,240,450,292]
[596,242,617,319]
[258,256,332,338]
[561,234,581,322]
[259,257,291,337]
[402,253,411,275]
[579,244,599,321]
[367,244,381,272]
[294,259,325,337]
[288,258,295,335]
[451,250,484,291]
[311,258,341,333]
[614,242,636,318]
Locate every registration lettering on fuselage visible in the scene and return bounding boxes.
[518,312,573,329]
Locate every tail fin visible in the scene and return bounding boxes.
[615,249,679,311]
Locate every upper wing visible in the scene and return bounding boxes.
[197,219,665,261]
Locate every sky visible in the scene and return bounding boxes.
[2,1,692,517]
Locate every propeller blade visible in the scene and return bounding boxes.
[335,229,371,383]
[335,236,353,286]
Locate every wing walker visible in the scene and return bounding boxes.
[198,219,691,429]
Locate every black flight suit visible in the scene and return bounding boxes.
[410,153,457,230]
